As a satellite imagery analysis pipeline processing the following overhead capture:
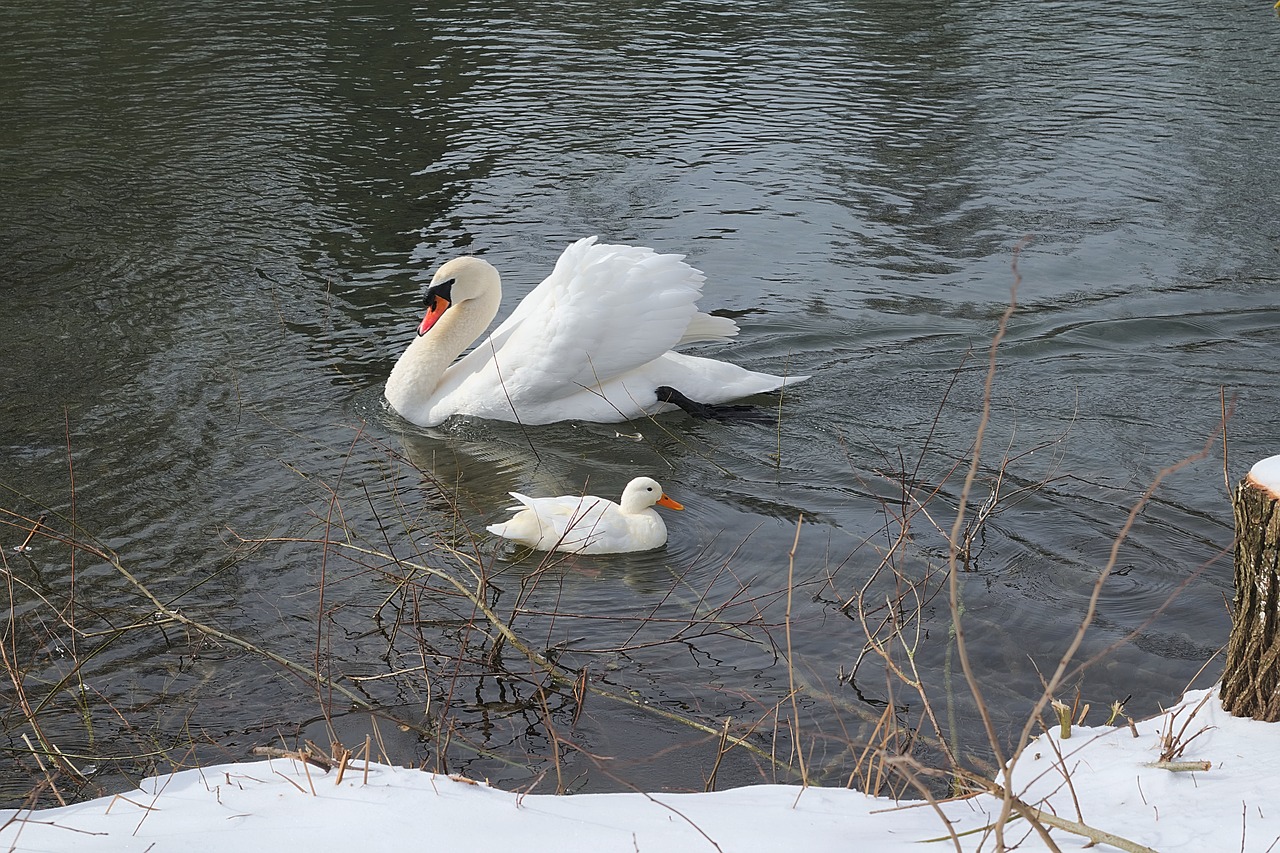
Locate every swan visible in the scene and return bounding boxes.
[384,236,807,426]
[486,476,684,554]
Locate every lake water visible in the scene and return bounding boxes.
[2,0,1278,804]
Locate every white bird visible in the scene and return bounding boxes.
[486,476,684,554]
[384,236,808,427]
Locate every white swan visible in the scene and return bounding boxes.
[385,237,807,426]
[486,476,684,554]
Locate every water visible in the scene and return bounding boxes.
[2,0,1278,805]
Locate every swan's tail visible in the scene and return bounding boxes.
[678,312,739,346]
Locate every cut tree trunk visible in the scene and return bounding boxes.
[1220,456,1280,720]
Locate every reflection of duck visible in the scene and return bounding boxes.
[486,477,683,554]
[385,237,807,427]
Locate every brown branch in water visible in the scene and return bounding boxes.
[784,514,809,787]
[945,242,1024,841]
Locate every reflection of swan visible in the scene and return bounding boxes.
[486,477,683,554]
[385,237,807,427]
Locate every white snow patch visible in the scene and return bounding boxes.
[1249,454,1280,495]
[2,687,1274,852]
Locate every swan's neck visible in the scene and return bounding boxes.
[385,290,501,414]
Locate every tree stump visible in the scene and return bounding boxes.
[1220,456,1280,720]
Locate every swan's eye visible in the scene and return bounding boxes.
[425,277,455,307]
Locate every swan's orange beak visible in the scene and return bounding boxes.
[417,295,451,336]
[657,494,684,511]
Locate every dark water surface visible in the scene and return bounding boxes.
[2,0,1278,804]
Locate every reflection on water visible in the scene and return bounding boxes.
[2,0,1278,806]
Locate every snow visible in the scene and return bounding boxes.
[3,686,1276,852]
[1249,455,1280,495]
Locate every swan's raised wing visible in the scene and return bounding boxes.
[484,237,739,398]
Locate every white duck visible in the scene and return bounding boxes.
[384,236,807,426]
[486,476,684,554]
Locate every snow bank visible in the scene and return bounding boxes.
[2,688,1272,852]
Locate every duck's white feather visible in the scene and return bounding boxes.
[486,476,680,554]
[385,237,807,426]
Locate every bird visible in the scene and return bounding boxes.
[486,476,684,554]
[384,236,807,427]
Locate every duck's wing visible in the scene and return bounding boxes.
[457,237,739,400]
[495,492,624,549]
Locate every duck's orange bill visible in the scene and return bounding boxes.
[658,494,684,511]
[417,296,451,336]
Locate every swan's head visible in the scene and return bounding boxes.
[620,477,684,514]
[416,256,502,336]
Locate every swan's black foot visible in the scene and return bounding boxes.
[654,386,774,423]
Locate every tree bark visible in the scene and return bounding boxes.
[1220,463,1280,719]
